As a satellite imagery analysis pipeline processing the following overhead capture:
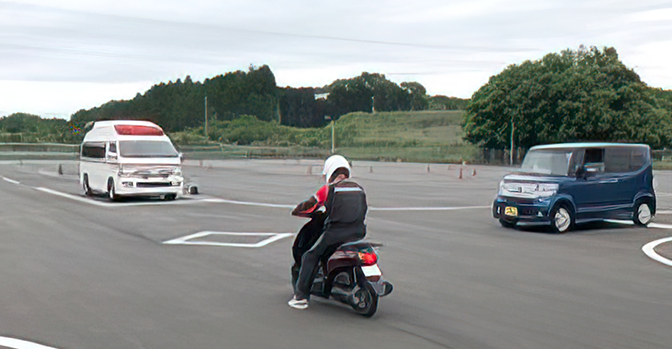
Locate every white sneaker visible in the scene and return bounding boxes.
[288,296,308,310]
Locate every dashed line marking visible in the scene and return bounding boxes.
[33,186,491,212]
[2,176,20,184]
[0,336,60,349]
[35,187,203,207]
[163,231,293,248]
[200,198,294,208]
[370,205,490,211]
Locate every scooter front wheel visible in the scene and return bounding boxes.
[351,282,379,317]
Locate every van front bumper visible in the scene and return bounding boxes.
[492,196,553,224]
[115,175,184,197]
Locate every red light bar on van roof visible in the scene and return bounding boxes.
[114,125,164,136]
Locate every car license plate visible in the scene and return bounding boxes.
[505,206,518,217]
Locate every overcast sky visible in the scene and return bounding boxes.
[1,0,671,119]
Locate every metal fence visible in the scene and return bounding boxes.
[178,144,330,160]
[0,142,79,160]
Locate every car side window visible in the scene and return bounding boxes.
[81,142,105,159]
[604,148,631,173]
[630,148,647,171]
[583,148,605,173]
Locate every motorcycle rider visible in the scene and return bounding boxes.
[288,155,368,310]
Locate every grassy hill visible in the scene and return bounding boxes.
[331,110,478,162]
[173,110,480,163]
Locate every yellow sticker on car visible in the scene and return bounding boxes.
[505,206,518,216]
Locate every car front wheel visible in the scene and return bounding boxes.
[633,200,653,226]
[550,204,573,234]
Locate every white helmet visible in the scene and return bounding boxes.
[322,155,351,184]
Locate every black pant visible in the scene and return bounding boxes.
[291,214,326,290]
[292,214,326,266]
[294,225,365,300]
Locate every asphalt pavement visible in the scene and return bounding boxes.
[0,159,671,349]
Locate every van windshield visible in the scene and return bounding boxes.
[521,149,573,175]
[119,140,178,158]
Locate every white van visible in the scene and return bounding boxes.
[79,120,183,201]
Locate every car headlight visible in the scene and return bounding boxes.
[499,182,558,198]
[533,183,558,198]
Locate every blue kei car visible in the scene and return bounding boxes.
[492,143,656,233]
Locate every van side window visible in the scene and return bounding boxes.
[604,148,631,173]
[81,142,106,159]
[583,148,605,173]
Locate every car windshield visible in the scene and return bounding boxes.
[520,149,573,175]
[118,140,178,158]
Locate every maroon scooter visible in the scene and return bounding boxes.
[309,241,393,317]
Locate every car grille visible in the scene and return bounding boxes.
[137,182,172,188]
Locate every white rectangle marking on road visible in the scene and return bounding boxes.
[163,231,293,248]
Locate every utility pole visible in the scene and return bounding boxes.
[325,116,334,154]
[510,118,515,166]
[204,96,208,139]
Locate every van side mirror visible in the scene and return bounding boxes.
[108,152,118,161]
[179,152,184,163]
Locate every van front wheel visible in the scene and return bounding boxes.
[550,204,573,234]
[633,200,652,226]
[107,179,118,202]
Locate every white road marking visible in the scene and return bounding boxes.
[201,198,294,208]
[370,205,490,211]
[0,336,60,349]
[654,210,672,215]
[605,219,672,267]
[606,219,672,230]
[2,176,20,184]
[35,187,206,207]
[33,186,491,212]
[642,237,672,267]
[163,231,293,248]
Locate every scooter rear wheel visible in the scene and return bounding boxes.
[352,282,379,317]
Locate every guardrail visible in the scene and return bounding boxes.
[178,144,330,160]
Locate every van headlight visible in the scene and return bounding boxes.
[118,166,135,177]
[533,183,558,198]
[499,181,558,198]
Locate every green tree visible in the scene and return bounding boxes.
[463,46,672,149]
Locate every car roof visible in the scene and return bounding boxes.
[530,142,650,150]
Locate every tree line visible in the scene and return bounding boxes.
[67,66,459,133]
[3,47,672,152]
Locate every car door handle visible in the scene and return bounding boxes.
[599,179,619,184]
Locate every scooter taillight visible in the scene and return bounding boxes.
[358,251,378,266]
